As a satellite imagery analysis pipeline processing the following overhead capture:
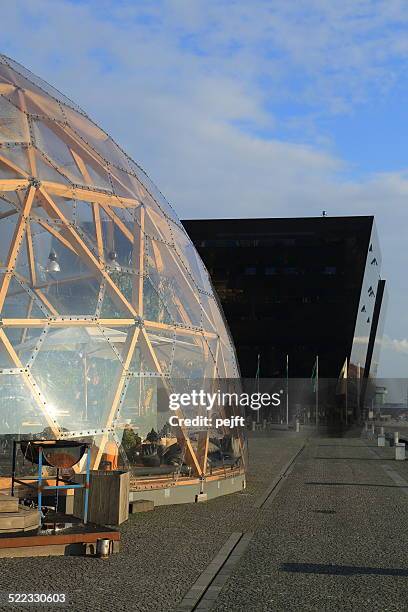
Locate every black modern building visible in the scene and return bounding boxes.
[182,216,386,390]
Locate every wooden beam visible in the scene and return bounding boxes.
[0,186,36,311]
[0,179,29,191]
[92,204,104,262]
[0,84,15,95]
[42,181,137,208]
[25,221,37,286]
[144,318,217,339]
[196,431,209,475]
[1,318,136,328]
[70,148,92,185]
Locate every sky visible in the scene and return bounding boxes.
[2,0,408,379]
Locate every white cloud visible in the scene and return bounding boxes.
[2,0,408,376]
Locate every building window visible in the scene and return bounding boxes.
[265,266,277,275]
[323,266,336,275]
[244,266,256,275]
[283,267,298,275]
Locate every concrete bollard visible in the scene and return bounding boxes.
[295,419,300,433]
[395,442,405,461]
[263,419,267,430]
[364,421,368,432]
[370,423,375,435]
[380,426,385,435]
[252,421,256,432]
[377,434,385,447]
[394,431,399,445]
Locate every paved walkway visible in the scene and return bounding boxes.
[213,431,408,612]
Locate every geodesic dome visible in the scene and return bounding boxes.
[0,55,241,475]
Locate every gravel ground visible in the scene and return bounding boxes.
[0,431,305,612]
[213,432,408,612]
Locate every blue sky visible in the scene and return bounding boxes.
[3,0,408,378]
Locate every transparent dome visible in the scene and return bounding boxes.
[0,55,242,477]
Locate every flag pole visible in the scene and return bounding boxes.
[345,357,348,425]
[357,361,361,421]
[286,354,289,425]
[256,353,260,424]
[315,355,319,426]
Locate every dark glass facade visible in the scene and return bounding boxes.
[182,216,386,385]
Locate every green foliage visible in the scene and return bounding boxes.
[121,428,142,463]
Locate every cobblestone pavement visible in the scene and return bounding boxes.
[213,431,408,612]
[0,432,305,612]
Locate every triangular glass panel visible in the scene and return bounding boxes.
[0,62,15,87]
[0,144,30,180]
[29,220,96,285]
[0,372,51,437]
[100,207,136,270]
[2,276,47,318]
[0,95,29,143]
[128,330,161,374]
[0,194,18,217]
[144,238,202,328]
[32,147,75,185]
[219,342,240,378]
[144,206,173,244]
[45,276,101,317]
[0,211,18,268]
[0,332,15,369]
[143,277,176,325]
[72,199,98,255]
[200,292,231,343]
[30,325,123,433]
[23,89,66,122]
[168,218,213,294]
[10,326,48,368]
[171,329,213,382]
[14,228,31,283]
[30,193,73,225]
[145,327,176,375]
[126,161,180,224]
[109,167,138,200]
[98,279,135,319]
[81,157,111,191]
[31,119,84,184]
[117,375,160,443]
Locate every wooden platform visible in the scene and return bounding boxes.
[0,514,120,558]
[0,494,40,534]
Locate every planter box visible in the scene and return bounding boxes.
[73,471,129,525]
